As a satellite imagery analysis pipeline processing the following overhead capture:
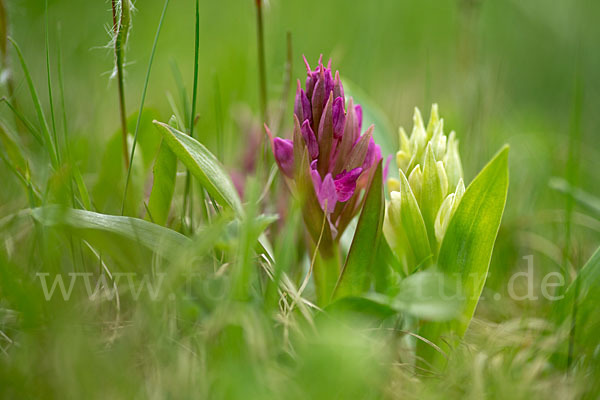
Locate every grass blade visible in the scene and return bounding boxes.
[44,0,59,164]
[153,121,243,217]
[8,37,57,167]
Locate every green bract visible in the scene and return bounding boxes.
[385,105,465,271]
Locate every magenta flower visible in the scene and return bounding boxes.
[266,56,382,238]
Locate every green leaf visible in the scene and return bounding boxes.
[325,296,397,323]
[334,161,384,300]
[30,205,189,266]
[418,146,509,367]
[421,144,445,252]
[364,272,462,321]
[390,270,462,321]
[328,270,462,323]
[153,121,243,216]
[384,167,432,274]
[147,139,176,226]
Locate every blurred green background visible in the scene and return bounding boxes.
[1,0,599,398]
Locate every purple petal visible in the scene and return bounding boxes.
[294,83,312,128]
[310,168,321,189]
[301,119,319,160]
[362,136,379,170]
[334,168,362,202]
[293,81,303,121]
[323,68,334,100]
[333,71,344,101]
[318,173,338,213]
[273,137,294,178]
[355,104,363,133]
[332,96,345,139]
[301,90,312,125]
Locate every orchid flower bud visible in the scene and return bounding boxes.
[384,104,465,270]
[267,56,383,239]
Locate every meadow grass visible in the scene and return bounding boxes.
[0,1,599,399]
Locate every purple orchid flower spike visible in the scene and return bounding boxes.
[266,55,382,239]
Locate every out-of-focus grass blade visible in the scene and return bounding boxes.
[418,146,509,367]
[549,177,600,216]
[8,37,57,167]
[72,165,91,210]
[334,161,384,300]
[0,98,43,145]
[30,205,189,261]
[0,121,27,174]
[147,139,176,226]
[153,121,243,216]
[557,246,600,360]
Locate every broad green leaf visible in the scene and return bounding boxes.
[334,161,384,300]
[147,139,176,226]
[365,270,462,321]
[30,205,190,266]
[328,270,462,323]
[153,121,243,216]
[391,270,462,321]
[325,296,397,323]
[418,146,509,367]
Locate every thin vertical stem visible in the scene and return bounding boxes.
[111,0,129,169]
[182,0,203,232]
[189,0,200,140]
[121,0,170,215]
[45,0,60,164]
[565,56,583,370]
[255,0,268,149]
